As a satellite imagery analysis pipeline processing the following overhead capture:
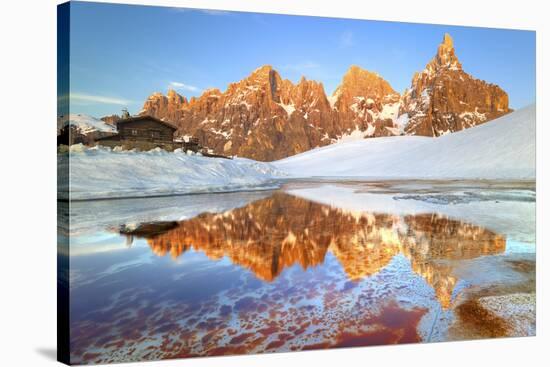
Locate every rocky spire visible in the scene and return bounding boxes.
[399,33,510,137]
[430,33,462,70]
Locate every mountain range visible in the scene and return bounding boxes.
[136,33,511,161]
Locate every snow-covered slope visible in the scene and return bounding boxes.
[274,104,535,180]
[59,146,282,200]
[57,114,116,134]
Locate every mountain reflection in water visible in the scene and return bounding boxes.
[123,192,506,310]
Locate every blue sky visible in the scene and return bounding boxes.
[67,1,536,117]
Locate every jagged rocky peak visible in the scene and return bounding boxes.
[223,66,330,115]
[224,64,287,104]
[247,65,282,88]
[166,88,188,104]
[194,87,222,101]
[399,33,511,137]
[251,64,275,77]
[330,65,402,138]
[291,76,330,108]
[236,64,276,87]
[333,65,400,114]
[432,33,462,70]
[141,89,189,121]
[336,65,398,100]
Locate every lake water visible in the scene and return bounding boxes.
[60,180,536,364]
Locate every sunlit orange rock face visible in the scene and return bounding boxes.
[141,89,189,123]
[332,65,401,138]
[400,33,511,137]
[141,66,337,161]
[126,193,506,306]
[141,65,403,161]
[140,33,510,161]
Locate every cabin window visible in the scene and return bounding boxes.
[131,129,138,136]
[151,131,160,138]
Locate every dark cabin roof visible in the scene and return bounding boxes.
[116,115,178,131]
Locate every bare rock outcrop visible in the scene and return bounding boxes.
[399,33,511,136]
[139,34,512,160]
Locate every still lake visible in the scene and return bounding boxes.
[60,180,536,364]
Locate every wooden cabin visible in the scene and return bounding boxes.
[116,115,177,143]
[97,115,179,150]
[95,114,232,157]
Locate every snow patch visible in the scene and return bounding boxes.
[57,114,117,134]
[379,102,401,121]
[210,128,233,139]
[394,113,410,134]
[459,108,487,122]
[328,90,341,109]
[59,147,284,200]
[334,125,373,143]
[278,102,296,117]
[274,105,535,180]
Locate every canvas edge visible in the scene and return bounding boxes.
[57,1,71,365]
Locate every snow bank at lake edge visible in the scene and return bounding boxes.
[59,146,284,200]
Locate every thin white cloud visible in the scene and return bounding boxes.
[70,93,131,105]
[169,81,201,92]
[339,31,355,48]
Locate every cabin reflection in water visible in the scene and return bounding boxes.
[122,192,506,310]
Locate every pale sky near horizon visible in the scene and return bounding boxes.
[65,1,536,117]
